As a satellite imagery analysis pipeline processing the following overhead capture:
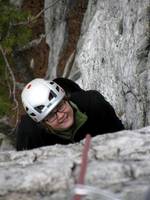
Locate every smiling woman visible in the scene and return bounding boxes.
[15,77,124,151]
[44,100,74,131]
[44,99,68,123]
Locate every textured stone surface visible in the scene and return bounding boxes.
[0,133,14,151]
[44,0,88,79]
[71,0,150,129]
[0,127,150,200]
[44,0,68,79]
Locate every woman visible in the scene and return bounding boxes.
[16,78,124,150]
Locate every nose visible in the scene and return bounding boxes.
[56,112,65,122]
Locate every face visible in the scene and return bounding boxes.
[44,100,74,131]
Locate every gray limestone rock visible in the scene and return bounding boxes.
[72,0,150,130]
[0,126,150,200]
[0,133,14,151]
[44,0,68,79]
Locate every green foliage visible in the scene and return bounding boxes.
[0,0,32,51]
[0,0,32,118]
[0,86,11,116]
[0,56,12,117]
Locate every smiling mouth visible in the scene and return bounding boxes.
[58,113,68,124]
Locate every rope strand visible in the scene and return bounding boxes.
[73,134,91,200]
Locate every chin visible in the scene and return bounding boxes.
[63,120,74,129]
[61,117,74,130]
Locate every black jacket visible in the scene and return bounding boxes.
[16,78,124,151]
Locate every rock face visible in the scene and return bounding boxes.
[44,0,67,79]
[44,0,88,79]
[71,0,150,129]
[45,0,150,130]
[0,133,14,151]
[0,126,150,200]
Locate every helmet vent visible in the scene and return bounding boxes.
[50,81,54,85]
[27,84,32,89]
[34,105,44,113]
[30,113,36,116]
[56,86,60,92]
[49,90,56,101]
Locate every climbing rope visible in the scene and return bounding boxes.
[73,133,91,200]
[72,134,121,200]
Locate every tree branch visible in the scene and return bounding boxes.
[0,44,19,126]
[12,0,62,26]
[16,34,46,52]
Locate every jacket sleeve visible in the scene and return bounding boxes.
[70,90,124,133]
[15,115,57,151]
[89,90,125,132]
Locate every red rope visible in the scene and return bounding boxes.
[73,134,91,200]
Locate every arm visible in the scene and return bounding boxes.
[15,114,71,151]
[15,115,57,151]
[70,90,124,133]
[89,90,124,132]
[15,115,40,151]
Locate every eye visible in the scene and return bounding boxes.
[48,111,56,118]
[45,110,56,121]
[57,100,66,111]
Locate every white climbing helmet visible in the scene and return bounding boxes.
[21,78,65,122]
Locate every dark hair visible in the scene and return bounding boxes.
[53,77,83,97]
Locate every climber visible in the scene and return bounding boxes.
[15,77,124,151]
